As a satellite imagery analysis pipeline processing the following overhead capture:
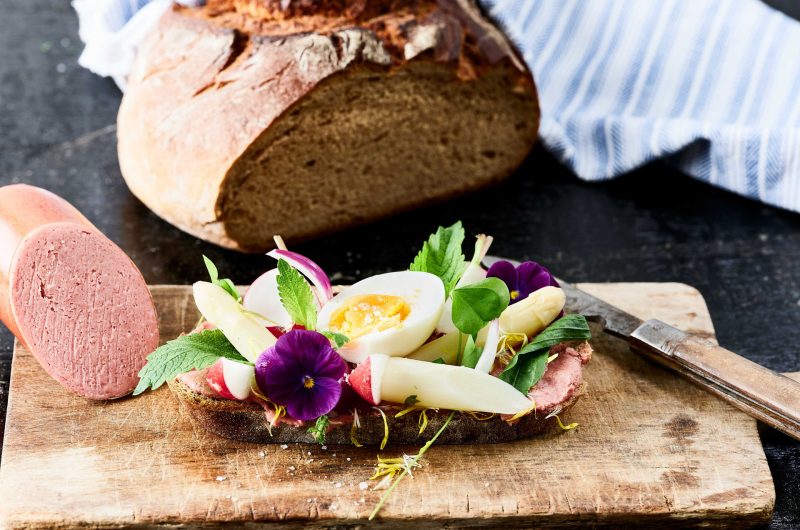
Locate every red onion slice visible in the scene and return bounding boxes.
[266,249,333,303]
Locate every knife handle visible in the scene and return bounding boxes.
[629,319,800,441]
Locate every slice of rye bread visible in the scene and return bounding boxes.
[168,342,592,445]
[117,0,539,252]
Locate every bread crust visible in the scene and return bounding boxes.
[118,0,538,252]
[169,378,586,445]
[168,341,592,445]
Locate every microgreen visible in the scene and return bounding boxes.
[369,411,456,520]
[276,259,318,330]
[450,277,510,336]
[375,407,390,450]
[307,414,330,445]
[409,221,467,296]
[202,255,240,301]
[351,410,364,447]
[133,330,248,395]
[320,330,349,349]
[460,335,482,369]
[432,358,445,364]
[500,314,591,393]
[403,395,420,407]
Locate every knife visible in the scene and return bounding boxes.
[483,255,800,441]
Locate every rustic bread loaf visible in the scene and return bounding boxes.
[118,0,539,252]
[169,342,592,445]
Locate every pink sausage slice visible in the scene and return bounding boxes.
[0,184,159,399]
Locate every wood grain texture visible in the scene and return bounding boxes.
[0,283,774,529]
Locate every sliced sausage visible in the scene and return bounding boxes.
[0,184,159,399]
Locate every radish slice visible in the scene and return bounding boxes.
[369,354,390,405]
[475,319,500,373]
[221,358,255,400]
[242,268,292,328]
[266,249,333,303]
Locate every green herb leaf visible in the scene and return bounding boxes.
[307,415,330,445]
[501,350,549,394]
[320,330,349,349]
[404,395,420,407]
[450,277,510,336]
[460,335,482,369]
[500,314,592,393]
[409,222,467,296]
[276,259,317,330]
[202,255,240,301]
[133,329,248,395]
[432,357,445,364]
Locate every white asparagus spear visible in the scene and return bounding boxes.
[357,354,532,414]
[407,286,566,364]
[193,281,276,362]
[475,319,500,373]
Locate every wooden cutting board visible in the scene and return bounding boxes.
[0,283,775,529]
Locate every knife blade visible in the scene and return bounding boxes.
[483,255,800,441]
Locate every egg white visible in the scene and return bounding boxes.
[317,271,445,363]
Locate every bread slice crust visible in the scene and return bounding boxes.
[168,342,592,445]
[169,378,586,445]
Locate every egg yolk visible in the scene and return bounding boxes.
[329,294,410,339]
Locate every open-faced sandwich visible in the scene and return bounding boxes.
[135,222,593,447]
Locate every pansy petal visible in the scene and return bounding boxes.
[286,377,342,421]
[515,261,556,300]
[486,260,518,293]
[314,346,348,380]
[254,329,347,420]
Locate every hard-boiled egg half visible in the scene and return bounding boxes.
[317,271,445,363]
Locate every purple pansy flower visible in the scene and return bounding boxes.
[486,260,559,304]
[255,329,347,421]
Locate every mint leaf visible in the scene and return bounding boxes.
[202,255,240,301]
[320,330,349,349]
[450,277,509,336]
[409,222,467,296]
[307,414,330,444]
[276,259,317,330]
[133,329,247,395]
[500,314,591,393]
[460,335,482,369]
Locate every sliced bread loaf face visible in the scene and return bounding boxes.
[118,0,539,251]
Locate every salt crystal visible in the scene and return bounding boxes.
[280,444,289,449]
[258,451,265,457]
[334,482,343,488]
[359,482,369,490]
[216,476,227,481]
[321,445,327,450]
[307,451,312,456]
[346,457,351,462]
[288,466,296,471]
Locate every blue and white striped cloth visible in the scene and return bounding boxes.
[75,0,800,213]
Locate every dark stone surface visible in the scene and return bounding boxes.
[0,1,798,528]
